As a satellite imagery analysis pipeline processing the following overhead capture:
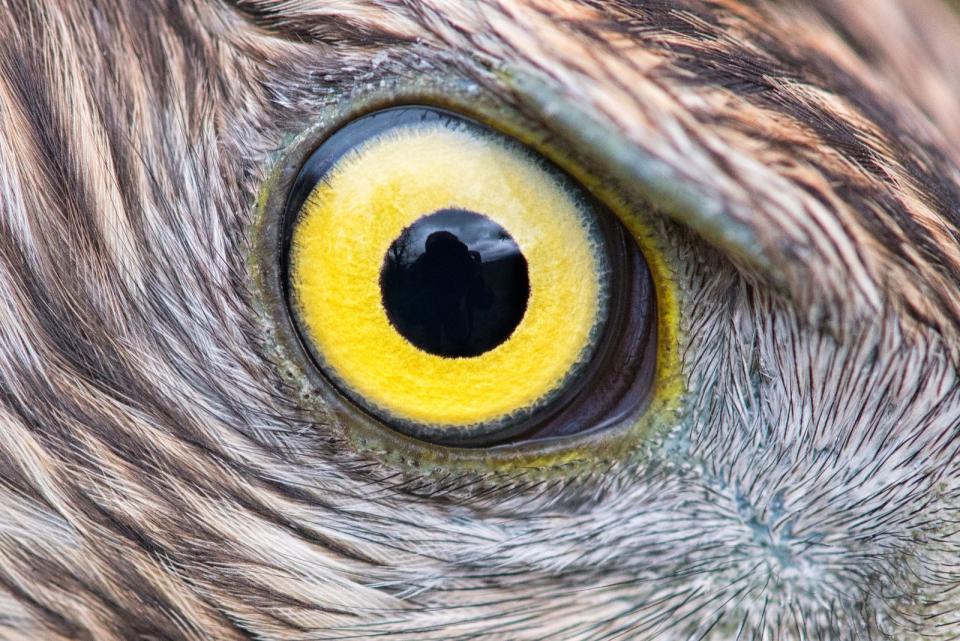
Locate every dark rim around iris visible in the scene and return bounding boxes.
[282,106,657,447]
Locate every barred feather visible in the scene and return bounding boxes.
[0,1,959,639]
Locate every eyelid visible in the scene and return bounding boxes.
[506,70,942,343]
[503,73,771,273]
[251,79,685,474]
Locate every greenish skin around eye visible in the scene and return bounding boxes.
[250,72,687,476]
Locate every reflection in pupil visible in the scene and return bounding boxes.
[380,209,530,358]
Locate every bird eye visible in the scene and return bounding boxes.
[281,107,659,448]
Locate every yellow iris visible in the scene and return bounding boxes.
[290,121,603,431]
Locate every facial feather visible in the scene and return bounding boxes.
[0,1,958,639]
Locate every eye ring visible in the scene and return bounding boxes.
[250,79,683,470]
[280,106,657,447]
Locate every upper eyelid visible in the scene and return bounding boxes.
[504,74,772,271]
[501,71,953,338]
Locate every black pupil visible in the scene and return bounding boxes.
[380,209,530,358]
